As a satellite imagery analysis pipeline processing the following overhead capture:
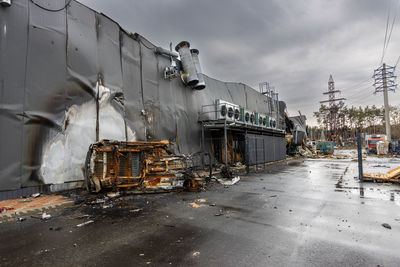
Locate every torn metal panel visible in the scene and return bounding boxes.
[85,140,188,192]
[120,32,146,141]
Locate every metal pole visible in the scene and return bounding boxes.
[224,120,228,167]
[382,63,392,141]
[255,138,258,172]
[201,122,205,169]
[263,136,266,170]
[357,132,363,182]
[245,131,249,174]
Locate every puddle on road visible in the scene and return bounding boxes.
[308,150,400,206]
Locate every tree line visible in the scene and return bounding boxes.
[311,102,400,140]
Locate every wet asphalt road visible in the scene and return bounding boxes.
[1,154,400,266]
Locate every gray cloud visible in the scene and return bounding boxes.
[80,0,400,125]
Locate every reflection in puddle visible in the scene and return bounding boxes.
[335,185,400,206]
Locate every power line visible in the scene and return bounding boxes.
[340,77,373,92]
[30,0,72,12]
[380,2,391,65]
[345,85,374,99]
[346,93,375,106]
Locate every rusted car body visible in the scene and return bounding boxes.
[85,140,191,192]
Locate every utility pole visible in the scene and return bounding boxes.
[320,75,346,143]
[382,64,391,141]
[373,63,396,141]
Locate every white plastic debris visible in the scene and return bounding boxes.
[217,176,240,185]
[41,213,51,220]
[76,220,94,227]
[107,192,120,198]
[31,193,41,198]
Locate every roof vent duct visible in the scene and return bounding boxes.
[154,46,179,58]
[190,49,206,90]
[0,0,11,7]
[175,41,198,87]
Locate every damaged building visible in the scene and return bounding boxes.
[0,0,291,198]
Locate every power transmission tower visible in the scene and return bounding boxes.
[320,75,346,142]
[373,63,397,141]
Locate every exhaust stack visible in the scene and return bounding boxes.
[175,41,198,86]
[190,49,206,90]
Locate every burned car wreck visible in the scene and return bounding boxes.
[85,140,211,193]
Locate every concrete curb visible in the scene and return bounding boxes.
[0,200,75,223]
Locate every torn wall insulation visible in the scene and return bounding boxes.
[0,0,287,193]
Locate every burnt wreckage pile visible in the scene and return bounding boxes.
[85,140,210,192]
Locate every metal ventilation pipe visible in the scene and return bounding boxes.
[190,49,206,90]
[175,41,198,86]
[154,46,179,58]
[0,0,11,7]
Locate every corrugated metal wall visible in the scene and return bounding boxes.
[247,134,286,165]
[0,0,286,193]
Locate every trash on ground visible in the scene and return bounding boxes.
[382,223,392,229]
[0,207,14,213]
[363,166,400,183]
[107,192,120,198]
[76,220,94,227]
[19,199,32,203]
[17,217,26,222]
[217,176,240,185]
[31,193,41,198]
[189,202,207,208]
[192,251,200,257]
[196,199,207,203]
[129,208,143,213]
[41,213,52,220]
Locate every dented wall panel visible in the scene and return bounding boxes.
[22,0,68,186]
[0,0,28,190]
[120,32,145,141]
[0,0,287,193]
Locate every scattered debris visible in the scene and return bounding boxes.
[189,203,206,208]
[196,199,207,203]
[49,226,62,231]
[76,220,94,227]
[0,207,14,213]
[192,251,200,257]
[129,208,143,213]
[17,217,26,222]
[31,193,41,198]
[41,213,52,220]
[217,176,240,185]
[107,192,120,198]
[18,199,32,203]
[382,223,392,229]
[364,166,400,184]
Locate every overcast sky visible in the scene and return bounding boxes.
[80,0,400,125]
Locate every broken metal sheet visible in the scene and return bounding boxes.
[120,32,146,141]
